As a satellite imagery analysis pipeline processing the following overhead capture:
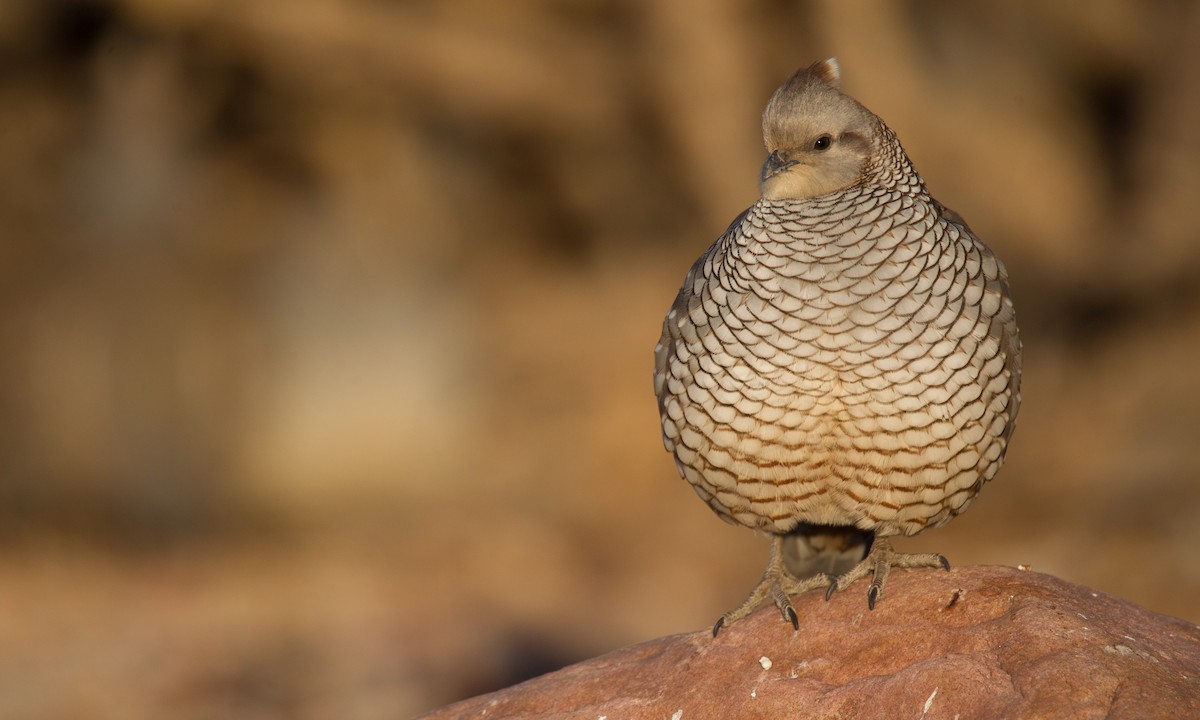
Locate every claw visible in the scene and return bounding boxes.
[823,538,951,609]
[711,535,830,634]
[824,578,838,602]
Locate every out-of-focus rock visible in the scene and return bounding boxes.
[417,566,1200,719]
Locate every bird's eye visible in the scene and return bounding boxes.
[813,135,832,151]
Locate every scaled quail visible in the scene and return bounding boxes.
[653,59,1021,635]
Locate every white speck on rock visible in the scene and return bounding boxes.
[759,656,772,670]
[671,711,683,720]
[921,687,938,716]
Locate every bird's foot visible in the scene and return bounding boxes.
[823,537,949,609]
[713,536,831,636]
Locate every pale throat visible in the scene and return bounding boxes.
[761,160,863,200]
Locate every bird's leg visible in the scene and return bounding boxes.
[824,537,949,609]
[712,535,832,636]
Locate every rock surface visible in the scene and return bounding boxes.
[416,566,1200,719]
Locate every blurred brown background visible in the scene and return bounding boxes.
[2,0,1199,717]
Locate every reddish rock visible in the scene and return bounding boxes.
[416,566,1200,719]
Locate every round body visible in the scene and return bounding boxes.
[654,173,1020,539]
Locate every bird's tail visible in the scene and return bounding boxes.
[782,524,872,579]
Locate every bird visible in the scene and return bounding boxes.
[652,58,1021,635]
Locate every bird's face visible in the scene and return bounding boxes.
[759,62,878,200]
[759,119,874,200]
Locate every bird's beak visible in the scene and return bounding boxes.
[761,150,798,181]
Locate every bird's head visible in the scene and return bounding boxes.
[759,58,880,200]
